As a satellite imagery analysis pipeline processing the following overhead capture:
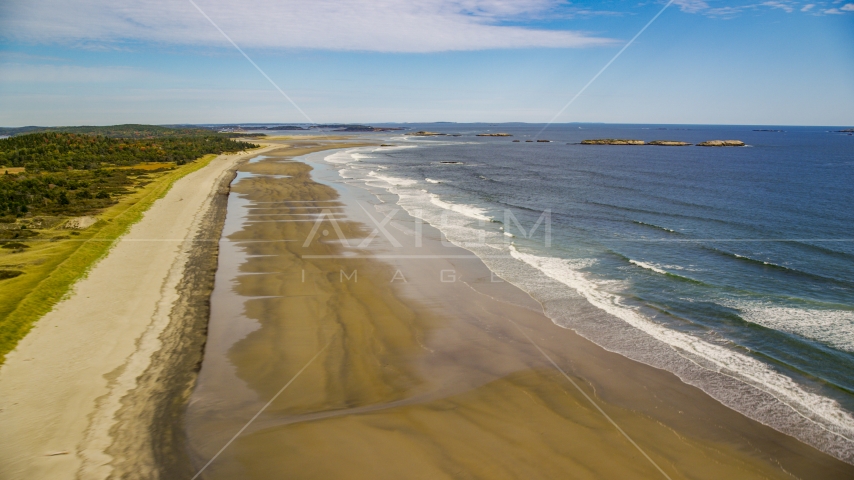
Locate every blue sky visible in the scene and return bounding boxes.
[1,0,852,126]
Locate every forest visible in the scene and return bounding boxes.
[0,123,263,138]
[0,131,258,220]
[0,132,256,171]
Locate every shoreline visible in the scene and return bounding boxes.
[185,148,854,478]
[0,144,283,479]
[318,142,854,465]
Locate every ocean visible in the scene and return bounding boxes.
[322,123,854,462]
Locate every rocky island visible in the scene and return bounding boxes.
[407,131,447,136]
[697,140,745,147]
[581,139,645,145]
[264,125,306,131]
[476,133,512,137]
[649,140,691,146]
[265,124,404,132]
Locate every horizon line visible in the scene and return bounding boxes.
[2,121,853,129]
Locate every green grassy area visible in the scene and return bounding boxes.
[0,153,225,364]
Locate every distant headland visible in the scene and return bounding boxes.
[578,138,744,147]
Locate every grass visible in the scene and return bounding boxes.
[0,153,222,364]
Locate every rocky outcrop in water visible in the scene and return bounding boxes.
[407,131,446,136]
[476,133,512,137]
[649,140,691,146]
[581,139,645,145]
[697,140,745,147]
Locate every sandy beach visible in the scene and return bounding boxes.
[0,140,364,479]
[184,149,854,479]
[1,137,851,479]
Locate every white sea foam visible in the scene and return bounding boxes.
[734,253,777,266]
[730,302,854,353]
[629,259,668,275]
[324,149,360,164]
[425,178,441,184]
[367,171,417,186]
[508,246,854,456]
[429,194,491,222]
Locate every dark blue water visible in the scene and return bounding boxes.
[326,123,854,460]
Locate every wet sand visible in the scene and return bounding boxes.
[187,149,854,479]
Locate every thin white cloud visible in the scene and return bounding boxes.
[761,1,794,12]
[0,63,146,83]
[841,3,854,10]
[672,0,711,13]
[0,0,615,52]
[823,7,845,12]
[674,0,816,16]
[0,52,69,62]
[704,6,748,16]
